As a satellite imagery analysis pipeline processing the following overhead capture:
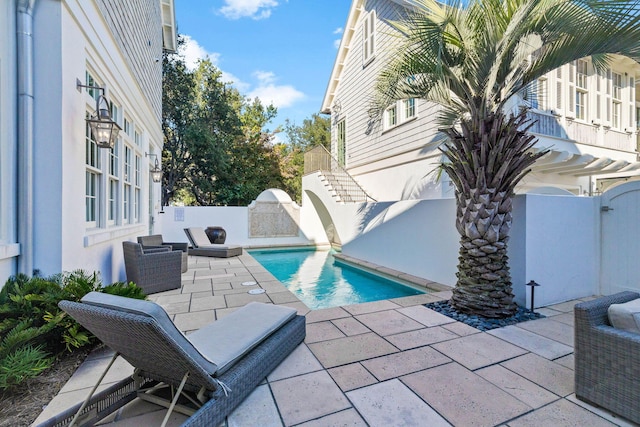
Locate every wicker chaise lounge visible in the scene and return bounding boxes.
[39,292,305,427]
[184,227,243,258]
[574,291,640,424]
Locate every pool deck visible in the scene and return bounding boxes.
[34,253,636,427]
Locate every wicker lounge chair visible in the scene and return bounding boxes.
[574,291,640,424]
[39,292,305,427]
[184,227,243,258]
[137,234,189,272]
[122,241,182,294]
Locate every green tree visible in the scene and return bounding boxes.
[161,36,196,206]
[187,60,244,206]
[280,113,330,202]
[373,0,640,318]
[213,97,283,206]
[162,40,283,207]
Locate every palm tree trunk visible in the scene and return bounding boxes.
[450,187,517,318]
[441,110,544,318]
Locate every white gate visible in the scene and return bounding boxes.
[600,181,640,295]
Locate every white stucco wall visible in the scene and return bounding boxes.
[515,194,600,308]
[342,198,460,287]
[333,191,599,308]
[157,198,330,249]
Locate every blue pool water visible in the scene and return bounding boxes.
[248,248,425,309]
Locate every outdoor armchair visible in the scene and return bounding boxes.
[38,292,305,427]
[122,241,182,294]
[574,291,640,424]
[137,234,188,272]
[184,227,242,258]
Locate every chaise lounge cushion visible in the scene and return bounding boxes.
[184,227,243,258]
[188,302,297,374]
[608,298,640,334]
[80,292,296,376]
[81,292,218,374]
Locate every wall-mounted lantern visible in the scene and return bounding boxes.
[146,153,162,183]
[76,79,121,149]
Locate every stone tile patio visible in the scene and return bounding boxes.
[33,253,638,427]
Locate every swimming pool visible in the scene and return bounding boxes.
[248,248,426,309]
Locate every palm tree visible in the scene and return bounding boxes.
[373,0,640,318]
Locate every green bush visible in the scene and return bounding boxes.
[0,270,146,391]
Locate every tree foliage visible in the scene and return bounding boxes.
[162,36,289,206]
[279,114,331,203]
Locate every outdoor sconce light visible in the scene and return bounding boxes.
[146,153,162,183]
[76,79,122,149]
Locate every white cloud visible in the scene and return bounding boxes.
[253,70,276,84]
[180,35,250,91]
[248,71,304,109]
[180,35,220,70]
[219,0,279,20]
[178,37,302,110]
[333,27,344,49]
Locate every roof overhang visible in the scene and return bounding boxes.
[321,0,365,114]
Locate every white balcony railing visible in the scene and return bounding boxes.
[526,111,635,152]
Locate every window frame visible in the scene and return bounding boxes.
[336,118,346,168]
[362,10,376,66]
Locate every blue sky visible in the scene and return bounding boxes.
[174,0,352,133]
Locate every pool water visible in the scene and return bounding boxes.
[248,248,425,309]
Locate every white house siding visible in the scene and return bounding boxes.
[0,0,168,287]
[96,0,163,121]
[330,0,444,201]
[0,1,19,283]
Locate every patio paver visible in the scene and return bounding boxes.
[500,353,575,397]
[347,379,452,427]
[270,370,351,426]
[307,333,398,368]
[508,399,618,427]
[431,332,528,370]
[33,253,630,427]
[402,362,532,426]
[488,324,573,360]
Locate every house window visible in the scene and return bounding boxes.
[576,60,588,90]
[134,154,141,222]
[336,119,346,168]
[386,105,397,128]
[123,146,132,222]
[134,129,141,147]
[384,99,417,130]
[124,117,132,137]
[108,138,120,225]
[613,72,622,100]
[612,101,621,128]
[363,10,376,65]
[108,179,117,224]
[576,90,587,120]
[555,67,562,110]
[85,120,100,227]
[404,98,415,118]
[85,71,100,101]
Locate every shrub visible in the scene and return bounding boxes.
[0,270,146,392]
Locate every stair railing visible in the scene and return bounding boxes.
[304,145,376,202]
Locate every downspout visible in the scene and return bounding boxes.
[17,0,36,275]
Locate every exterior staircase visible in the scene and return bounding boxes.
[304,145,376,203]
